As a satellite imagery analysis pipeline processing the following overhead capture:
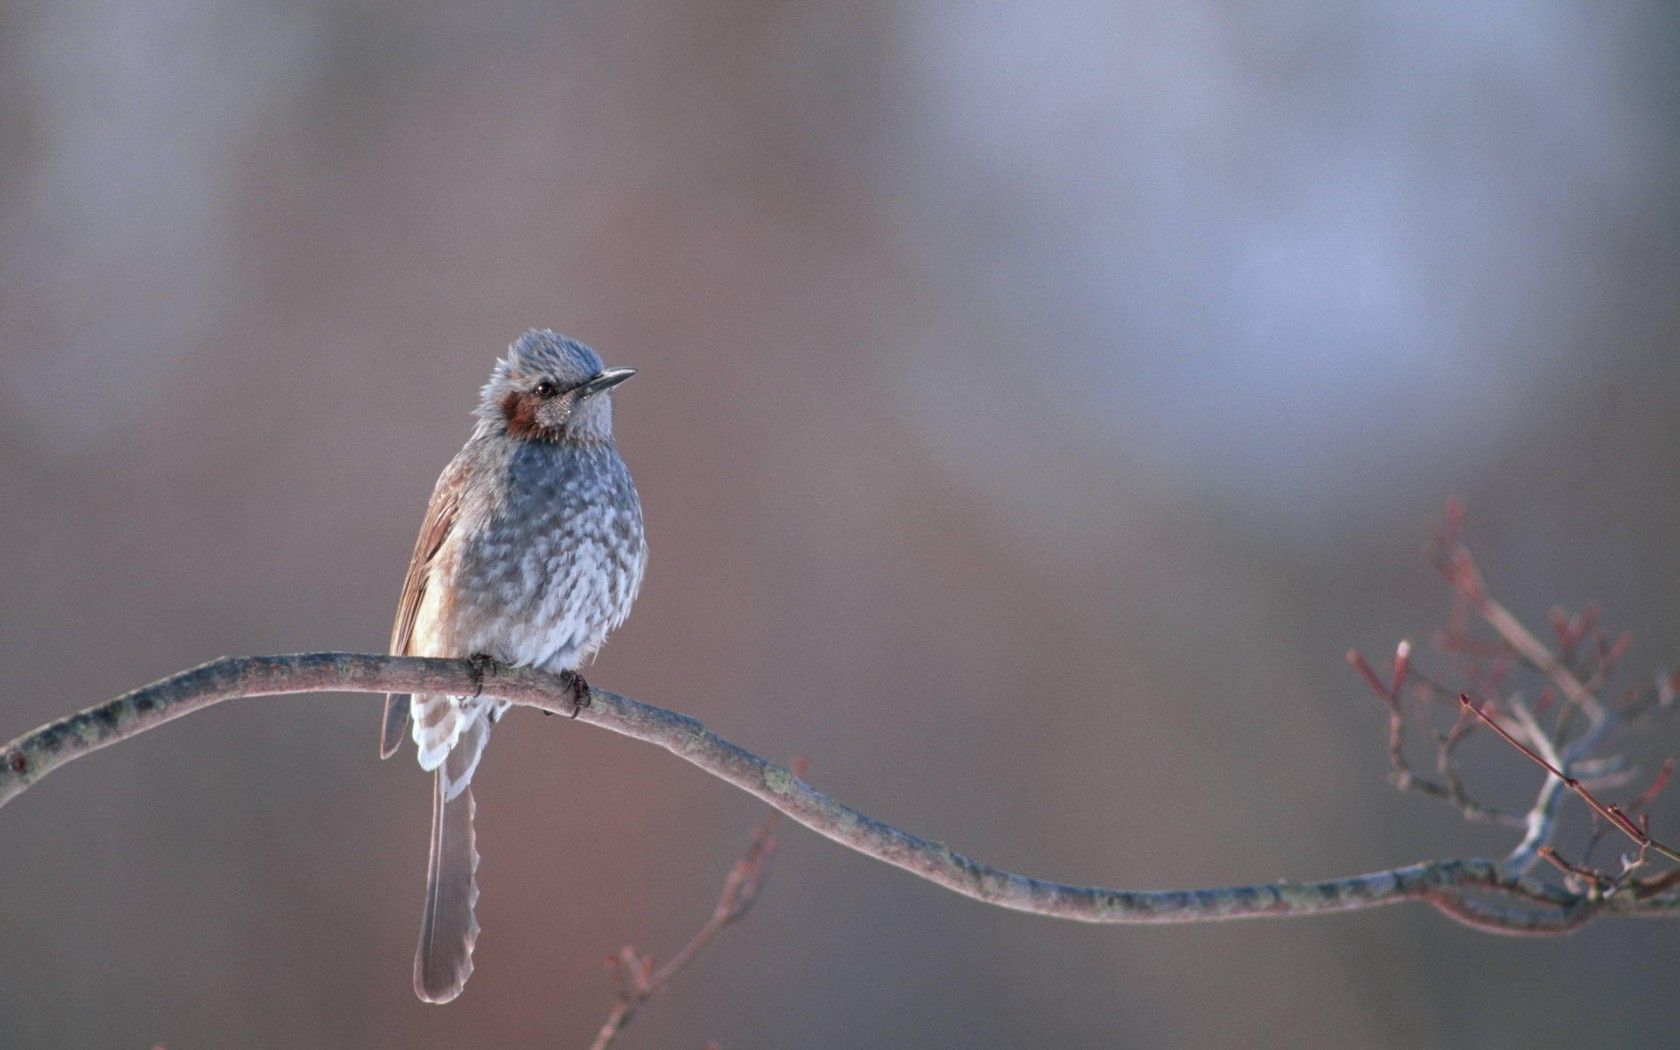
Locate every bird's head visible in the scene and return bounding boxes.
[477,330,635,443]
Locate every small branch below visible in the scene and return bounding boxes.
[590,764,800,1050]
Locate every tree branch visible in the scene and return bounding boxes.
[5,651,1677,935]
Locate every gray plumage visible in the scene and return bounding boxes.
[382,330,646,1003]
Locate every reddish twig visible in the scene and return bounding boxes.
[1347,643,1521,827]
[1632,864,1680,899]
[1628,758,1676,815]
[1537,846,1613,895]
[1579,757,1676,872]
[588,760,805,1050]
[1348,642,1410,782]
[1550,604,1599,669]
[1459,694,1680,866]
[1432,509,1606,727]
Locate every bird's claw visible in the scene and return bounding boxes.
[563,671,592,718]
[467,653,498,698]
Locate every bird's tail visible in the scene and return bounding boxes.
[411,694,497,800]
[413,712,493,1003]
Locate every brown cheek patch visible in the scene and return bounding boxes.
[501,391,565,440]
[501,391,542,439]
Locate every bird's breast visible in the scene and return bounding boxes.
[445,440,644,670]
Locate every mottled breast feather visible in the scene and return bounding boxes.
[446,437,645,672]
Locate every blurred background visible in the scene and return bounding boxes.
[2,2,1678,1047]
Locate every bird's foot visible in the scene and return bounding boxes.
[466,653,498,698]
[561,670,592,718]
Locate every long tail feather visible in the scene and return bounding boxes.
[414,771,480,1003]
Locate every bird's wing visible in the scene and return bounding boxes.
[381,455,469,758]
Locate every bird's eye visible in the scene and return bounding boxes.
[533,380,558,399]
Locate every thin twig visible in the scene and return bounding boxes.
[1347,644,1522,827]
[1460,694,1680,866]
[3,653,1659,934]
[1626,758,1675,814]
[590,772,797,1050]
[1537,846,1612,895]
[1579,758,1674,874]
[1434,512,1606,727]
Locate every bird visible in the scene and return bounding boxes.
[380,330,647,1003]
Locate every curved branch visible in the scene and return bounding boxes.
[3,652,1674,931]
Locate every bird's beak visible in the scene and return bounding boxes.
[577,367,637,398]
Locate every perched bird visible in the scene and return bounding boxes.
[381,330,646,1003]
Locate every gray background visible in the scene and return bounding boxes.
[2,3,1678,1047]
